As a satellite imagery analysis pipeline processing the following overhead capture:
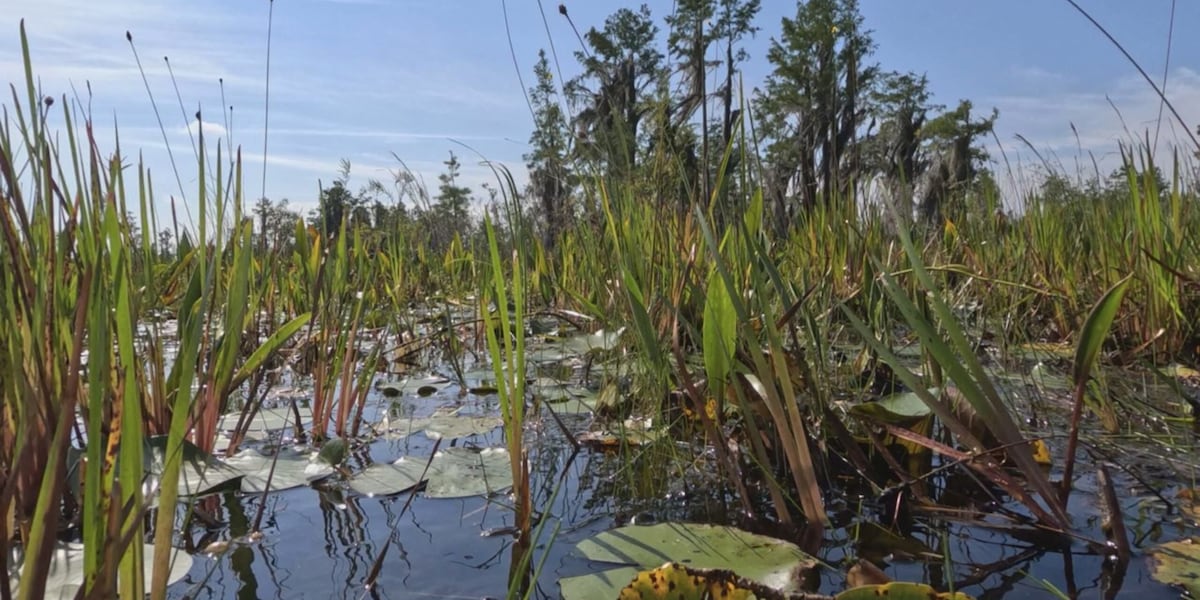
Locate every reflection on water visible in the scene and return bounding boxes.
[165,378,1198,599]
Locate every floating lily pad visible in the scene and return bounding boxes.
[560,522,815,600]
[1148,537,1200,595]
[424,447,513,498]
[348,447,513,498]
[377,376,452,397]
[534,328,624,362]
[837,583,974,600]
[850,388,938,423]
[316,438,349,467]
[223,446,334,493]
[349,459,428,497]
[218,406,312,432]
[400,413,503,441]
[618,562,752,600]
[6,542,192,599]
[578,419,661,449]
[145,436,242,498]
[535,380,597,415]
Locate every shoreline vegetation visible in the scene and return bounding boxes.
[4,1,1200,598]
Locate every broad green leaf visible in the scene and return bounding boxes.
[424,446,513,498]
[377,376,452,397]
[1073,276,1132,388]
[6,543,192,600]
[393,412,503,440]
[349,447,513,498]
[560,522,816,600]
[837,583,975,600]
[850,388,939,423]
[618,562,752,600]
[1147,538,1200,595]
[229,313,311,389]
[218,406,312,432]
[702,269,737,397]
[223,447,334,493]
[349,461,427,497]
[144,436,242,499]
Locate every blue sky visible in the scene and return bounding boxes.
[2,0,1197,222]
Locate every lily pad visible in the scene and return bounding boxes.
[1148,538,1200,595]
[349,459,428,497]
[377,376,451,397]
[400,412,503,441]
[837,583,974,600]
[6,542,193,599]
[348,447,513,498]
[534,328,625,362]
[850,388,939,423]
[618,562,752,600]
[223,446,334,493]
[145,436,242,498]
[218,406,312,432]
[560,522,816,600]
[424,447,513,498]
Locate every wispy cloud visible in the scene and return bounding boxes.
[987,67,1200,175]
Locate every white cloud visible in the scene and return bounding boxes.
[986,66,1200,183]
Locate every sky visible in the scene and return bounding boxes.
[2,0,1197,223]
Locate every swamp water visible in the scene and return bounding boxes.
[120,320,1200,598]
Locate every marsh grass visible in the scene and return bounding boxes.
[3,4,1200,598]
[1,24,304,598]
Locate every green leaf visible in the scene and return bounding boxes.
[229,313,311,389]
[849,388,939,424]
[144,436,242,499]
[389,410,503,441]
[702,268,737,397]
[349,447,513,498]
[1072,275,1132,389]
[560,522,816,600]
[837,583,975,600]
[1146,538,1200,596]
[6,543,193,600]
[223,447,334,493]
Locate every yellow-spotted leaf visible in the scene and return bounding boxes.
[837,582,975,600]
[618,562,751,600]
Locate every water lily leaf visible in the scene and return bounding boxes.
[617,562,752,600]
[317,438,349,467]
[536,380,597,414]
[348,447,512,498]
[424,447,513,498]
[6,542,193,599]
[224,446,334,493]
[377,376,451,397]
[348,460,427,497]
[218,406,312,432]
[850,388,938,424]
[1147,537,1200,595]
[560,522,816,600]
[400,413,503,440]
[578,419,661,449]
[837,583,974,600]
[855,522,939,562]
[145,435,242,498]
[557,328,625,358]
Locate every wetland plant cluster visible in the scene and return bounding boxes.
[4,0,1200,598]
